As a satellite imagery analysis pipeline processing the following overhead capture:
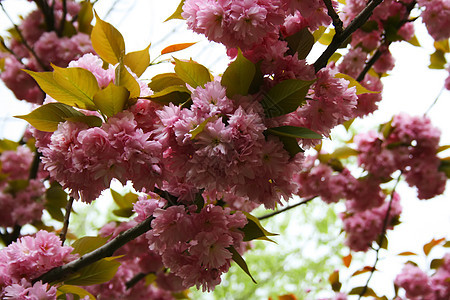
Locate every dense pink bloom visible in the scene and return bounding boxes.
[0,230,76,290]
[183,0,285,50]
[338,47,367,78]
[418,0,450,41]
[3,279,57,300]
[1,146,34,181]
[354,74,383,117]
[395,264,433,299]
[146,204,247,291]
[342,193,402,252]
[445,65,450,91]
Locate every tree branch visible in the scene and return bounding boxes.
[258,196,316,221]
[323,0,344,34]
[314,0,384,72]
[33,215,154,284]
[126,272,149,289]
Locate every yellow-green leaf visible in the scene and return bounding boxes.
[267,126,322,139]
[241,212,278,243]
[64,115,103,128]
[335,73,379,95]
[165,0,185,22]
[149,73,185,92]
[78,1,94,34]
[65,258,120,286]
[23,69,97,110]
[189,116,216,140]
[434,39,449,53]
[93,83,129,117]
[423,237,445,256]
[91,11,125,65]
[313,26,327,42]
[45,182,68,222]
[331,146,359,159]
[221,49,255,98]
[173,57,212,88]
[161,42,196,55]
[406,35,421,47]
[285,27,315,59]
[57,285,95,300]
[228,246,257,284]
[114,62,141,98]
[71,236,109,256]
[15,103,85,132]
[329,270,342,292]
[124,43,151,77]
[429,50,447,69]
[318,28,335,46]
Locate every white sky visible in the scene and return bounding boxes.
[1,0,449,298]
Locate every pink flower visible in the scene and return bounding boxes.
[3,279,57,300]
[395,264,433,299]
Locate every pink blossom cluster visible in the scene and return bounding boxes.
[182,0,334,51]
[155,80,302,208]
[0,0,94,103]
[0,230,77,297]
[85,203,180,299]
[356,113,446,199]
[2,279,57,300]
[341,192,402,252]
[417,0,450,41]
[395,255,450,299]
[145,203,247,291]
[38,111,163,203]
[0,146,46,227]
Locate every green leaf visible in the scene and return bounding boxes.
[71,236,109,256]
[6,180,29,194]
[23,69,98,110]
[165,0,185,21]
[62,21,77,37]
[124,43,151,77]
[114,62,141,98]
[64,115,103,128]
[377,235,388,250]
[360,20,379,33]
[437,145,450,153]
[331,146,359,159]
[429,50,447,69]
[149,85,191,105]
[285,27,315,60]
[241,212,278,243]
[173,57,212,88]
[161,42,196,55]
[78,1,94,34]
[276,136,304,157]
[329,52,342,64]
[221,49,255,98]
[45,182,68,222]
[110,189,138,218]
[312,26,327,42]
[93,83,130,117]
[431,258,444,270]
[15,103,85,132]
[65,257,120,286]
[335,73,379,95]
[439,159,450,179]
[228,246,257,284]
[57,285,95,300]
[267,126,322,139]
[406,35,421,47]
[149,73,186,92]
[261,79,314,118]
[91,11,125,65]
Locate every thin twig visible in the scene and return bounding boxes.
[258,196,316,221]
[356,47,384,82]
[424,86,445,116]
[60,197,74,245]
[323,0,344,34]
[33,215,155,284]
[358,173,402,299]
[0,2,49,70]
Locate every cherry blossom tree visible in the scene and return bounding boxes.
[0,0,449,299]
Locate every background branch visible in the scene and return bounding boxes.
[258,196,316,221]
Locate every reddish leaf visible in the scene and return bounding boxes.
[423,237,445,256]
[343,253,352,268]
[161,42,197,55]
[328,270,341,292]
[278,294,298,300]
[397,251,417,256]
